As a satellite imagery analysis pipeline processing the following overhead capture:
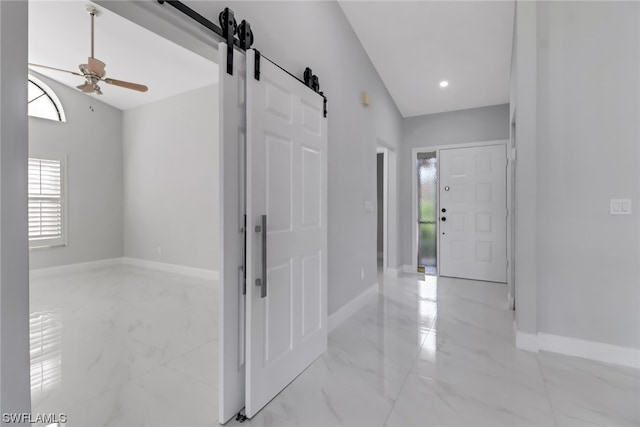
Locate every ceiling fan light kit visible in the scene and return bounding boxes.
[29,4,148,96]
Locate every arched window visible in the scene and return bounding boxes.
[28,75,66,122]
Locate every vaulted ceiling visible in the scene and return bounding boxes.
[339,1,515,117]
[30,1,514,115]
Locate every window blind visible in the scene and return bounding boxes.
[28,157,64,247]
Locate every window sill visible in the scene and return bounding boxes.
[29,243,68,250]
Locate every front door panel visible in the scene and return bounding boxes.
[439,144,507,283]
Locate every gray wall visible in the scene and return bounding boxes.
[28,72,124,270]
[399,104,510,267]
[377,153,383,254]
[0,0,31,415]
[102,1,404,314]
[535,1,640,348]
[222,1,404,314]
[123,85,219,271]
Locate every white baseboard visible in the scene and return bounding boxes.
[122,257,219,281]
[328,283,379,333]
[30,257,123,279]
[385,267,401,278]
[30,257,219,282]
[537,333,640,369]
[515,327,639,369]
[515,330,540,353]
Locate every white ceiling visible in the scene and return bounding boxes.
[29,1,218,111]
[339,1,514,118]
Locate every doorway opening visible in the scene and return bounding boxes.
[28,2,220,425]
[508,121,517,309]
[376,146,390,275]
[377,152,384,272]
[416,152,438,275]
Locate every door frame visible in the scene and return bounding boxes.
[411,140,513,285]
[376,141,399,277]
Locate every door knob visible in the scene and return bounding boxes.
[441,217,447,222]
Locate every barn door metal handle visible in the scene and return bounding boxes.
[255,215,267,298]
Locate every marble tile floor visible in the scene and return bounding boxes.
[230,274,639,427]
[29,265,219,427]
[30,265,639,427]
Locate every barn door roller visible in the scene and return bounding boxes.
[219,8,238,75]
[304,68,327,118]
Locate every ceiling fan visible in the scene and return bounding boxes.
[29,5,148,95]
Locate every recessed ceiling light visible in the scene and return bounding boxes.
[439,80,449,88]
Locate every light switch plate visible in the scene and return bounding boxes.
[364,201,373,213]
[611,199,632,215]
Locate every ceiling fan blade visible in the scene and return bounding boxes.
[103,78,148,92]
[88,57,106,76]
[29,63,83,77]
[76,82,94,93]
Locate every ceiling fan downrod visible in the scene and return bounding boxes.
[86,5,99,59]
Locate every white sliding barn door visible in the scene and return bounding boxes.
[439,144,508,283]
[245,49,328,418]
[218,43,247,424]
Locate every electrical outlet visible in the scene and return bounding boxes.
[360,268,365,281]
[157,246,163,255]
[611,199,632,215]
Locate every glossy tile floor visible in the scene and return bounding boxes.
[30,265,639,426]
[228,273,640,427]
[30,265,218,426]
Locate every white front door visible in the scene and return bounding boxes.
[245,49,328,418]
[218,43,246,424]
[439,144,507,283]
